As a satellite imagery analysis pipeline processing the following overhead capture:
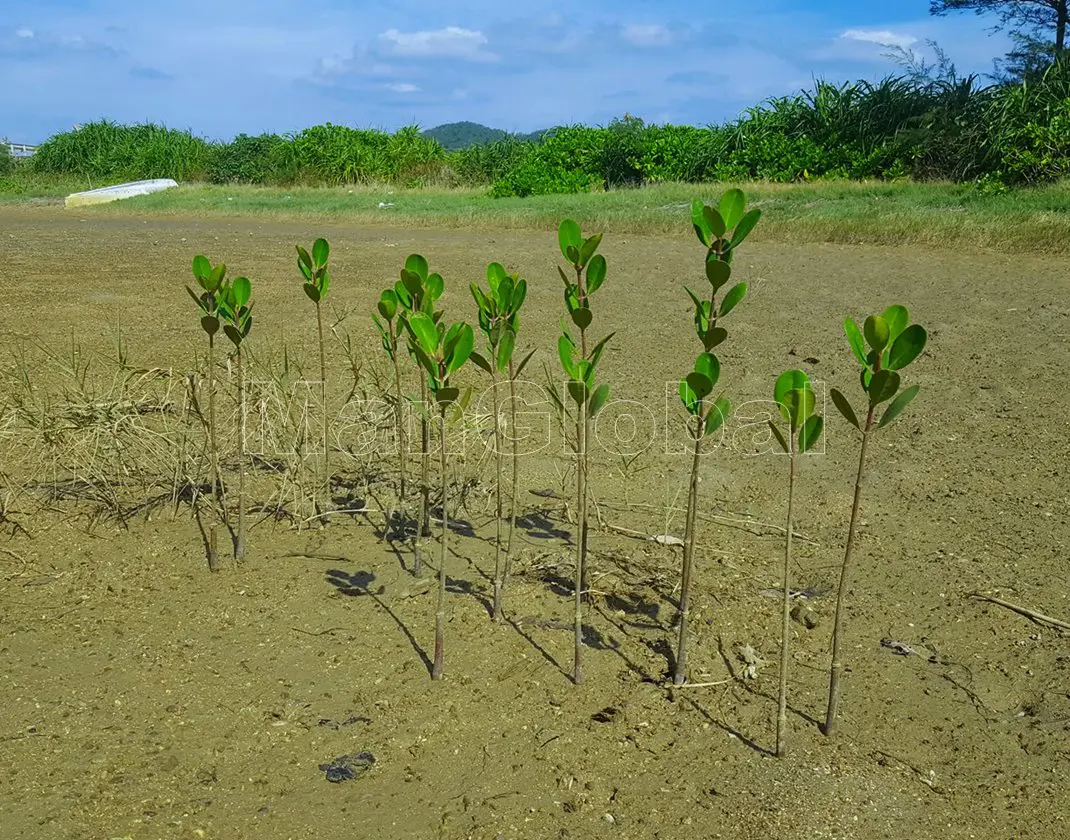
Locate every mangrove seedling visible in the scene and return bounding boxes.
[218,275,254,561]
[554,219,613,685]
[395,254,445,576]
[470,262,535,622]
[768,369,823,756]
[404,309,474,680]
[824,305,927,736]
[673,190,760,687]
[187,255,228,571]
[295,237,333,512]
[372,287,408,511]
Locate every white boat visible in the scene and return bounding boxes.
[65,178,178,208]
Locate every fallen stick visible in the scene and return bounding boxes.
[969,594,1070,632]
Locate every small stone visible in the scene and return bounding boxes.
[603,813,616,824]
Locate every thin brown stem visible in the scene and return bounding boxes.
[824,405,875,736]
[432,410,448,680]
[391,333,407,501]
[316,302,330,511]
[490,369,505,621]
[501,362,519,622]
[235,346,246,561]
[207,334,220,572]
[673,416,705,685]
[573,395,587,686]
[415,376,431,577]
[776,439,796,756]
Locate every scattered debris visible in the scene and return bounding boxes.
[651,534,684,547]
[317,715,371,731]
[791,601,820,629]
[591,706,619,724]
[738,644,767,680]
[759,586,830,600]
[319,751,376,783]
[377,201,395,209]
[969,593,1070,632]
[880,639,920,657]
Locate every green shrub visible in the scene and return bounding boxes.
[207,133,287,184]
[0,140,13,176]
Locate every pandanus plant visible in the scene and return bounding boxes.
[218,275,254,561]
[672,191,760,687]
[295,238,332,512]
[553,220,613,686]
[187,255,228,571]
[824,305,927,735]
[768,369,823,756]
[395,255,445,575]
[470,263,535,622]
[404,309,474,680]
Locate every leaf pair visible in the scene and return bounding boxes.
[296,238,331,304]
[405,312,474,407]
[678,352,726,421]
[558,220,607,329]
[188,255,228,337]
[218,276,254,348]
[770,369,823,454]
[470,262,529,372]
[690,190,761,255]
[397,253,444,318]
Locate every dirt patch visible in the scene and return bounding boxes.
[0,206,1067,839]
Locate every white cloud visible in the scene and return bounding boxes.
[378,26,496,61]
[387,82,419,93]
[840,29,918,50]
[622,24,672,47]
[15,28,34,39]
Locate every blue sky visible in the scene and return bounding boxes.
[3,0,1010,143]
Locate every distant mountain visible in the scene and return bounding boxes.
[421,121,546,150]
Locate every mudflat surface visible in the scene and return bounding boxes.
[0,206,1067,839]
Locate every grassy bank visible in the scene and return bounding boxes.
[5,177,1070,253]
[83,179,1070,253]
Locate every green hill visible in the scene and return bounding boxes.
[422,121,546,150]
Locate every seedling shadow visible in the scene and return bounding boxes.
[517,510,571,542]
[325,569,433,676]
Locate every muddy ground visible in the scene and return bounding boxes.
[0,206,1067,840]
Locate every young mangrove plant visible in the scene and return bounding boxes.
[768,369,823,757]
[395,254,445,576]
[372,287,408,520]
[295,238,333,512]
[218,275,254,561]
[187,255,228,571]
[470,262,535,622]
[673,190,760,687]
[824,305,928,736]
[554,220,613,686]
[404,308,474,680]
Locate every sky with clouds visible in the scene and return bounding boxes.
[2,0,1011,143]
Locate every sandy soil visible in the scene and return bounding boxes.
[0,206,1067,840]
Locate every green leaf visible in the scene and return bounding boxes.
[868,369,901,405]
[404,253,428,281]
[200,315,219,336]
[844,318,867,366]
[703,327,728,350]
[783,387,816,429]
[515,348,536,377]
[446,324,474,374]
[231,276,251,307]
[878,384,920,428]
[589,383,610,416]
[887,324,927,370]
[691,199,711,247]
[718,188,745,230]
[579,233,602,267]
[830,388,860,430]
[730,208,761,247]
[703,205,726,239]
[207,263,226,291]
[470,282,489,314]
[567,380,588,406]
[586,254,607,294]
[694,352,720,389]
[400,269,423,298]
[719,282,747,317]
[303,284,321,304]
[881,305,909,345]
[496,328,515,371]
[192,254,211,282]
[768,420,789,453]
[511,278,527,312]
[557,334,577,378]
[679,379,700,415]
[686,371,714,401]
[774,369,810,408]
[186,285,209,312]
[223,324,242,347]
[409,312,440,356]
[497,275,515,311]
[295,246,312,273]
[589,332,615,369]
[378,290,398,320]
[312,237,330,267]
[411,342,438,381]
[799,415,824,453]
[705,397,730,435]
[571,307,593,330]
[436,387,460,406]
[558,219,582,261]
[426,272,444,301]
[864,315,890,352]
[705,257,731,291]
[470,351,492,374]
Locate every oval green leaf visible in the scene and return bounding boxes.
[878,384,920,429]
[718,188,745,230]
[830,387,860,430]
[799,415,824,454]
[864,315,890,352]
[705,257,731,291]
[887,324,927,370]
[719,282,747,317]
[558,219,582,261]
